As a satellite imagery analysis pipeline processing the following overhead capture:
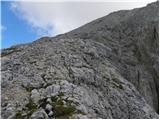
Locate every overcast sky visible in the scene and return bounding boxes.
[1,0,156,48]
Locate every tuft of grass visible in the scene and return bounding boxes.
[22,84,34,93]
[51,96,58,102]
[50,92,79,118]
[111,78,124,89]
[1,47,21,57]
[54,104,76,118]
[115,83,123,90]
[25,87,34,92]
[19,92,85,119]
[14,99,38,118]
[39,98,48,109]
[25,99,37,110]
[25,99,37,118]
[14,111,25,119]
[58,92,65,97]
[112,81,123,90]
[76,109,86,115]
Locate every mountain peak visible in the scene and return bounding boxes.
[1,2,159,119]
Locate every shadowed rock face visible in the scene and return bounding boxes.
[1,2,158,119]
[64,1,159,113]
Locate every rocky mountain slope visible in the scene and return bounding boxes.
[1,2,159,119]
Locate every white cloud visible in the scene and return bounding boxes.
[10,1,152,37]
[0,25,7,32]
[1,25,7,42]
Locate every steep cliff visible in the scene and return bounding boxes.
[1,2,159,119]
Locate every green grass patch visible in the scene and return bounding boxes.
[58,92,65,97]
[14,111,25,119]
[1,47,21,57]
[112,78,124,90]
[50,93,83,118]
[54,104,76,118]
[16,92,85,118]
[25,99,37,118]
[25,99,37,110]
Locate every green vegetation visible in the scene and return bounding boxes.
[14,111,25,119]
[1,47,20,57]
[25,99,38,118]
[54,103,76,118]
[51,92,83,118]
[14,92,84,119]
[112,82,123,90]
[112,78,124,90]
[25,86,34,92]
[25,99,37,110]
[58,92,65,97]
[14,98,38,118]
[38,92,77,118]
[21,84,34,93]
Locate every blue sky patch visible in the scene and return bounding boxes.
[1,1,38,49]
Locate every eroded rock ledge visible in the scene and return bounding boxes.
[1,39,158,118]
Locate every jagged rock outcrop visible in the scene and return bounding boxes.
[62,1,159,113]
[1,2,159,119]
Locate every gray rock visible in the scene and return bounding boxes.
[65,1,159,113]
[1,1,158,119]
[31,89,41,104]
[45,104,53,111]
[30,109,48,119]
[48,111,54,117]
[46,98,52,104]
[1,106,15,119]
[71,114,88,119]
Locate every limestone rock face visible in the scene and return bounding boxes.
[1,2,158,119]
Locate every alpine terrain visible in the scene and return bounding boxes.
[1,1,159,119]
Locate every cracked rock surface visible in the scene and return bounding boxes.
[1,2,159,119]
